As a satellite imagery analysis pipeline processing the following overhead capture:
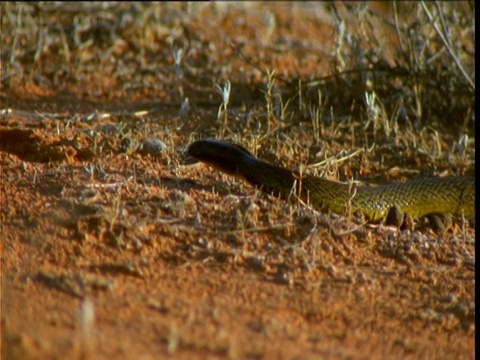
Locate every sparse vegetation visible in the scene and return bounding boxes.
[1,2,475,359]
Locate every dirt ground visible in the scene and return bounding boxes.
[1,3,475,359]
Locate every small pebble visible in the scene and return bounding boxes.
[138,139,167,157]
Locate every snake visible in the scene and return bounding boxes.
[187,139,475,225]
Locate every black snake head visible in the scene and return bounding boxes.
[187,139,256,177]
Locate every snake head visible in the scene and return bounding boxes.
[187,139,255,177]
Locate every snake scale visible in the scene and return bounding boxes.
[187,139,475,224]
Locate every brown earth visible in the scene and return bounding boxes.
[1,3,475,360]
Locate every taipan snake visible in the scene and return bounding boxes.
[187,139,475,227]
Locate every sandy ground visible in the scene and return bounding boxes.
[1,2,475,359]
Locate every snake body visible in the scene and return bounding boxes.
[187,140,475,223]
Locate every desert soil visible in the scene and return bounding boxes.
[1,3,475,359]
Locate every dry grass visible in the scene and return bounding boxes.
[1,2,475,359]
